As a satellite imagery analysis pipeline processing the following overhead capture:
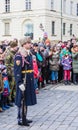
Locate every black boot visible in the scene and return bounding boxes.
[26,119,33,123]
[64,80,68,85]
[22,116,30,126]
[23,121,30,126]
[18,121,23,126]
[67,80,71,85]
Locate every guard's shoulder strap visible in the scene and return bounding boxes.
[14,52,28,67]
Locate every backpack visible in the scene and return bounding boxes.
[36,53,43,62]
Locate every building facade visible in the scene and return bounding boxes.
[0,0,78,41]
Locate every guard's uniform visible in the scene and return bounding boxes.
[14,52,37,125]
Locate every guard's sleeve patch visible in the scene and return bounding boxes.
[16,60,21,66]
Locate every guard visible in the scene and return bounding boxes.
[14,36,37,126]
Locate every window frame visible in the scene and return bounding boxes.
[63,23,66,35]
[25,0,31,10]
[4,22,10,36]
[63,0,66,13]
[70,1,73,15]
[5,0,10,13]
[52,21,55,35]
[77,3,78,16]
[70,24,73,36]
[51,0,54,10]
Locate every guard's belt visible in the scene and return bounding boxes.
[22,70,33,74]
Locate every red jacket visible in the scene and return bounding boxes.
[33,60,39,78]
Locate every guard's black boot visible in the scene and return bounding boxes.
[23,116,30,126]
[23,121,30,126]
[26,119,33,123]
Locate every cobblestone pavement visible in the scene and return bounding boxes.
[1,83,78,130]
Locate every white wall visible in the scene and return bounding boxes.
[0,0,78,41]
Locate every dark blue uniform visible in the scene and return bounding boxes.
[14,53,37,107]
[14,52,37,125]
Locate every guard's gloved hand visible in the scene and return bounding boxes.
[19,84,25,91]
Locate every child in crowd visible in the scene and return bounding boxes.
[32,55,39,94]
[2,66,10,110]
[49,45,60,84]
[61,52,72,85]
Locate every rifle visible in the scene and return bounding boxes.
[22,65,27,125]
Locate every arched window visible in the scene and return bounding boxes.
[23,22,33,39]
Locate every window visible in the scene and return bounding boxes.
[63,0,66,13]
[52,21,55,35]
[25,0,31,10]
[70,1,73,15]
[77,3,78,16]
[63,23,66,35]
[70,24,72,35]
[5,0,10,12]
[51,0,54,10]
[24,23,33,39]
[5,23,10,35]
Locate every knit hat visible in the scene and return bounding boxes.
[43,32,48,38]
[33,43,38,47]
[61,44,66,48]
[38,42,45,48]
[19,36,31,46]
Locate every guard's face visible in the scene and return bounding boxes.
[24,42,31,49]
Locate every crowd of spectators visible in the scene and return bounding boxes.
[0,34,78,112]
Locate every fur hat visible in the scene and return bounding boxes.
[19,36,31,46]
[18,47,28,57]
[10,41,18,48]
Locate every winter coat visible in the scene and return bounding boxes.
[33,60,39,78]
[14,51,37,107]
[61,57,72,70]
[2,74,10,97]
[71,48,78,73]
[49,51,60,71]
